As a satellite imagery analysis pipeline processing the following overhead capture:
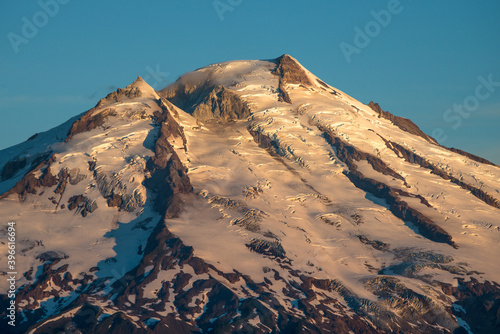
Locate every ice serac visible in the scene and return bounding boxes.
[1,56,499,334]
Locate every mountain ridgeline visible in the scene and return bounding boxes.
[0,55,499,334]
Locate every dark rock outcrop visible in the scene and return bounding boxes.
[439,278,500,334]
[36,251,69,262]
[357,235,390,252]
[67,195,97,217]
[66,107,118,141]
[66,77,149,141]
[0,155,57,201]
[144,101,192,215]
[368,101,438,144]
[246,238,286,259]
[300,275,455,333]
[272,54,314,105]
[93,168,144,212]
[445,146,497,167]
[154,98,187,146]
[160,74,251,123]
[320,128,456,248]
[272,54,314,87]
[386,140,500,210]
[191,85,251,122]
[277,79,292,103]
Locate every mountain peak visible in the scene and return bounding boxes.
[88,76,159,111]
[125,75,159,99]
[1,55,499,334]
[64,76,160,141]
[272,54,315,87]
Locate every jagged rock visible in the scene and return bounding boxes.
[144,103,192,215]
[107,193,123,208]
[207,194,242,209]
[439,278,500,334]
[246,238,286,258]
[0,155,57,201]
[386,140,500,209]
[192,85,251,122]
[357,235,390,252]
[445,146,497,166]
[230,209,266,232]
[93,168,145,212]
[66,77,154,141]
[272,54,314,87]
[368,101,438,144]
[243,185,263,199]
[67,195,97,217]
[36,251,69,262]
[66,107,118,141]
[154,98,187,146]
[162,82,250,122]
[277,79,292,104]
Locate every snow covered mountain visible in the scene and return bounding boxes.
[1,55,499,334]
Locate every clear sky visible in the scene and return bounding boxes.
[1,1,499,163]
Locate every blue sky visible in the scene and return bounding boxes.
[1,0,499,163]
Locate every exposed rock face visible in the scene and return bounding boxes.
[67,194,97,217]
[11,216,384,334]
[0,155,58,200]
[277,79,292,103]
[361,276,456,330]
[357,235,390,252]
[66,77,152,140]
[66,108,118,140]
[439,278,500,334]
[246,238,286,258]
[191,85,251,122]
[320,127,456,248]
[272,54,315,104]
[368,101,438,144]
[93,168,145,212]
[0,152,52,182]
[445,146,498,166]
[154,98,186,143]
[145,102,192,215]
[369,101,497,168]
[160,78,250,123]
[272,54,315,87]
[36,251,69,262]
[385,139,500,209]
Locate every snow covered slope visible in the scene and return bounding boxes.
[0,56,499,334]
